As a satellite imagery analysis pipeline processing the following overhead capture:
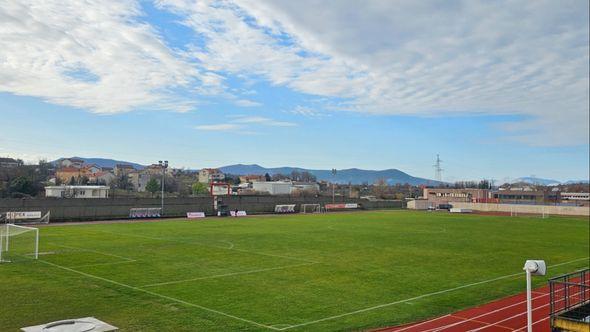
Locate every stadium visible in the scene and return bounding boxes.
[1,207,588,331]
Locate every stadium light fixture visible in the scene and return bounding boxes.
[523,259,546,332]
[158,160,169,216]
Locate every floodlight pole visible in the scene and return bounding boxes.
[331,168,337,203]
[158,160,168,216]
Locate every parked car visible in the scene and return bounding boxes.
[438,203,453,210]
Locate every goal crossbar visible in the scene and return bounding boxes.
[0,224,39,262]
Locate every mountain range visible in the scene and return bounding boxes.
[51,157,588,186]
[218,164,441,185]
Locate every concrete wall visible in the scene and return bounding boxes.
[451,202,589,216]
[0,196,404,221]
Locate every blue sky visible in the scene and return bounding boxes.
[0,0,588,182]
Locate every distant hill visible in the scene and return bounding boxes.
[513,177,589,186]
[219,164,441,185]
[52,157,145,169]
[513,177,560,186]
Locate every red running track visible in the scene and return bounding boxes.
[377,285,553,332]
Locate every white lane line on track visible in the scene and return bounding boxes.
[38,259,280,331]
[278,258,589,331]
[429,292,549,332]
[140,262,318,288]
[467,302,551,332]
[513,316,549,331]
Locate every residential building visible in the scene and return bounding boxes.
[56,167,91,183]
[128,171,151,192]
[58,158,85,169]
[144,164,164,176]
[45,185,110,198]
[88,171,116,186]
[84,164,101,174]
[239,174,266,183]
[114,164,135,176]
[0,157,21,168]
[198,168,225,183]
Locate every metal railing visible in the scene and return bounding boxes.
[549,268,590,326]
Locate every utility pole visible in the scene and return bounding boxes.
[433,154,443,182]
[331,168,337,203]
[158,160,168,216]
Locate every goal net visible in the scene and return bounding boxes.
[0,224,39,263]
[301,204,322,213]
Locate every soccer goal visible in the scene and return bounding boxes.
[301,204,322,213]
[0,224,39,263]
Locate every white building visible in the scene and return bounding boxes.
[252,181,293,195]
[45,185,110,198]
[561,192,590,201]
[198,168,225,183]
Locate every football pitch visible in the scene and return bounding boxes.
[1,210,588,331]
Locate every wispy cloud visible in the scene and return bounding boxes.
[195,124,240,131]
[158,0,589,146]
[233,116,296,127]
[0,0,205,114]
[195,115,297,133]
[288,106,328,118]
[234,99,262,107]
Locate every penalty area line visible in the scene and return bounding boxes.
[278,257,589,331]
[38,260,281,331]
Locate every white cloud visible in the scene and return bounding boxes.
[195,124,240,131]
[2,1,588,146]
[289,106,328,118]
[0,0,206,113]
[233,116,296,127]
[159,0,589,146]
[234,99,261,107]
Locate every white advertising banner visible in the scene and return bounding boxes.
[187,212,206,218]
[6,211,42,220]
[230,210,247,217]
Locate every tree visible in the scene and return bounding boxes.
[264,173,271,182]
[192,182,209,195]
[146,178,160,197]
[9,176,36,197]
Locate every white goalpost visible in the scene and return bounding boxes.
[301,204,322,214]
[0,224,39,263]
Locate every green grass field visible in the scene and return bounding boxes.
[1,210,588,331]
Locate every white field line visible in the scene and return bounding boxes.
[69,260,138,268]
[467,302,550,332]
[93,229,318,264]
[278,257,589,331]
[428,292,549,332]
[52,243,135,261]
[140,262,318,288]
[38,259,280,331]
[220,240,235,249]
